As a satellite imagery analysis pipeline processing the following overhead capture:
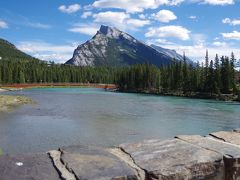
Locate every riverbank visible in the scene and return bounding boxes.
[1,84,239,101]
[1,129,240,179]
[119,88,240,102]
[0,95,32,112]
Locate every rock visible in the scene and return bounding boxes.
[0,153,60,180]
[176,135,240,179]
[0,88,8,92]
[48,150,76,180]
[233,128,240,133]
[176,135,240,158]
[210,131,240,145]
[119,139,224,179]
[60,145,137,180]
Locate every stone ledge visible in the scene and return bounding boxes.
[1,129,240,180]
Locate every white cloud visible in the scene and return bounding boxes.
[201,0,234,5]
[58,4,81,14]
[151,9,177,23]
[126,19,150,27]
[212,41,227,47]
[81,11,93,18]
[191,33,206,46]
[17,41,76,63]
[0,20,8,29]
[90,0,232,13]
[155,42,239,62]
[145,26,190,40]
[93,11,129,24]
[189,15,197,19]
[139,14,146,19]
[68,24,99,36]
[93,11,150,30]
[222,18,240,26]
[222,31,240,40]
[91,0,182,13]
[27,22,51,29]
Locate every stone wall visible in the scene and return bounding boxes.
[1,129,240,179]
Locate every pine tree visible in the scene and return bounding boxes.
[230,52,236,92]
[214,54,221,94]
[182,52,189,92]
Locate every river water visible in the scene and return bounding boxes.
[0,88,240,154]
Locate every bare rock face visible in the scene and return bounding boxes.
[59,145,138,180]
[0,154,60,180]
[119,139,224,179]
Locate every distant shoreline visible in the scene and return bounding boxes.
[1,83,239,102]
[118,89,240,102]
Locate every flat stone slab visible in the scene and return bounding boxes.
[0,153,60,180]
[120,139,224,179]
[177,135,240,179]
[233,128,240,133]
[210,131,240,145]
[60,145,137,180]
[177,135,240,158]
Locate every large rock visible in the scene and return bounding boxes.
[210,131,240,145]
[59,145,137,180]
[176,135,240,158]
[0,154,60,180]
[177,135,240,179]
[120,139,224,179]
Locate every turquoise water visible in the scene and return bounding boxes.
[0,88,240,154]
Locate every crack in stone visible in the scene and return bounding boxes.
[209,134,227,142]
[48,150,77,180]
[107,147,147,180]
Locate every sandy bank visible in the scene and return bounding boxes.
[0,95,32,112]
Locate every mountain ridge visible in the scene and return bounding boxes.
[0,38,37,61]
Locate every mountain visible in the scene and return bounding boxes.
[0,38,36,61]
[66,25,184,67]
[150,45,194,65]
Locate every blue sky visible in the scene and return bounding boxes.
[0,0,239,63]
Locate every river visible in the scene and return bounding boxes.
[0,88,240,154]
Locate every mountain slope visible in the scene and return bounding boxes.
[150,45,194,65]
[0,38,36,61]
[66,25,178,67]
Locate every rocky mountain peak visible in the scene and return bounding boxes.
[65,25,194,67]
[98,25,122,38]
[97,25,135,42]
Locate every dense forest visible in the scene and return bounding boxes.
[117,51,239,95]
[0,50,239,100]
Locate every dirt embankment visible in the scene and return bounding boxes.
[1,83,117,89]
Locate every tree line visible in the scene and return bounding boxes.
[0,59,117,84]
[0,51,239,96]
[117,51,239,95]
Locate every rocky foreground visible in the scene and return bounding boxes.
[1,129,240,180]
